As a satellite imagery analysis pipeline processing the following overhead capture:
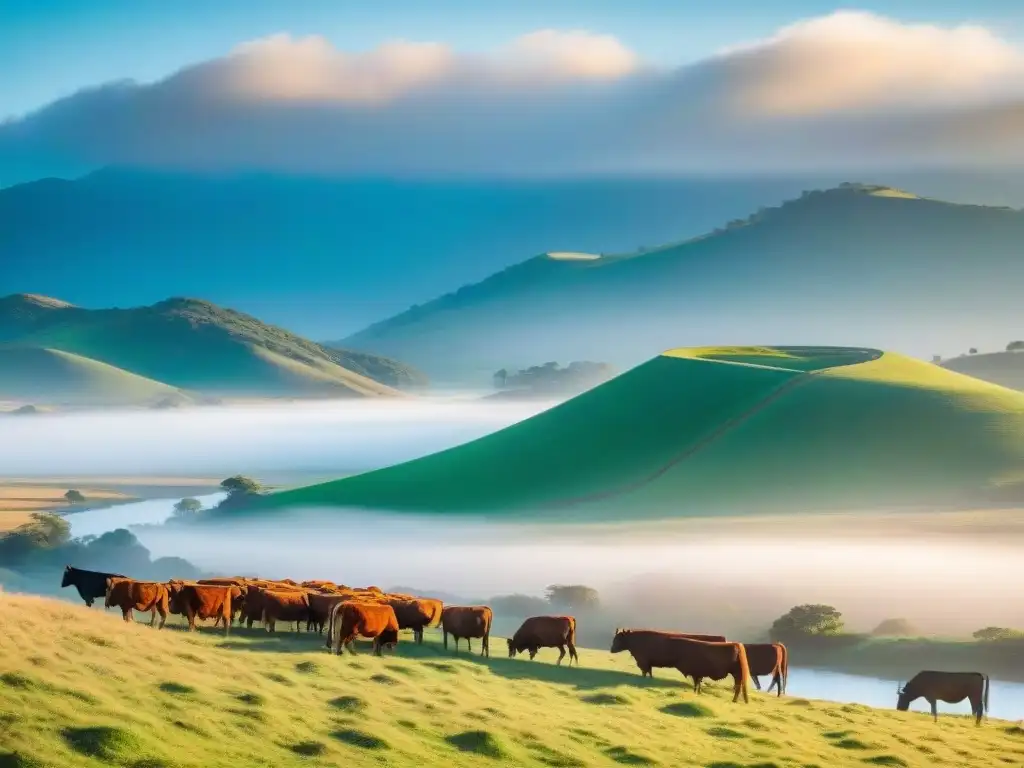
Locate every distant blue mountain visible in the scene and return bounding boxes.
[341,184,1024,384]
[1,168,846,337]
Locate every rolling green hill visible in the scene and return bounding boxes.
[0,347,189,406]
[942,351,1024,392]
[2,594,1020,768]
[0,294,425,399]
[342,184,1024,381]
[250,346,1024,519]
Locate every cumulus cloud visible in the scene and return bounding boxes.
[3,11,1024,181]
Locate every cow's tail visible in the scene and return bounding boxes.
[780,643,789,695]
[735,643,751,703]
[567,617,578,665]
[984,673,990,717]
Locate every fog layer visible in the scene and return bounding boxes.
[1,399,553,477]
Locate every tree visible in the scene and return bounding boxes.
[1008,341,1024,352]
[871,618,918,637]
[770,604,845,641]
[972,626,1024,642]
[969,347,978,355]
[493,368,508,389]
[172,498,203,518]
[931,355,942,364]
[64,489,85,504]
[220,476,263,496]
[545,584,600,612]
[490,593,550,617]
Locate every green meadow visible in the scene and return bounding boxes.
[2,595,1022,768]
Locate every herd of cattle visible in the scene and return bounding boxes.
[59,565,991,723]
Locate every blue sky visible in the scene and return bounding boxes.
[3,0,1022,119]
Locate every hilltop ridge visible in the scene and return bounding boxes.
[0,294,426,403]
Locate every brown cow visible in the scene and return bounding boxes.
[897,671,989,724]
[744,643,788,696]
[607,628,726,679]
[441,606,492,656]
[261,590,310,633]
[105,578,170,629]
[387,597,443,644]
[610,630,750,703]
[328,602,400,656]
[508,616,578,666]
[168,583,242,635]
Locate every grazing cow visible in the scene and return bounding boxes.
[897,671,990,724]
[745,643,788,696]
[104,578,170,629]
[608,629,727,678]
[610,629,750,703]
[441,606,492,656]
[60,566,125,608]
[260,590,310,633]
[387,597,444,644]
[168,583,242,635]
[329,602,400,656]
[507,616,578,666]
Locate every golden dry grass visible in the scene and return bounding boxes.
[1,594,1022,767]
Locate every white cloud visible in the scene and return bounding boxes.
[3,12,1024,180]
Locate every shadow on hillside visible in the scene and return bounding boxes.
[201,625,684,692]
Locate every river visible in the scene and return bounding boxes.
[67,492,226,539]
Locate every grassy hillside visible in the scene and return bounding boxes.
[0,294,424,398]
[250,346,1024,518]
[342,184,1024,379]
[2,595,1020,768]
[942,352,1024,392]
[0,347,188,406]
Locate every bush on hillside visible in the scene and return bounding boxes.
[770,604,845,642]
[64,489,85,504]
[1008,341,1024,352]
[213,475,266,513]
[871,618,919,637]
[973,626,1024,642]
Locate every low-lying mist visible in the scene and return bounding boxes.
[133,506,1024,639]
[0,398,554,477]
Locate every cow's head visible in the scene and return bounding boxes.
[895,682,911,711]
[507,638,519,658]
[609,629,629,654]
[60,565,74,588]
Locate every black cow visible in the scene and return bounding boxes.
[60,565,125,608]
[897,671,990,724]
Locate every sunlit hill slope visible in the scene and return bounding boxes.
[2,594,1021,768]
[253,346,1024,518]
[0,294,424,400]
[0,347,189,406]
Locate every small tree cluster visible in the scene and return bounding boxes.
[770,604,845,641]
[972,626,1024,642]
[545,584,600,612]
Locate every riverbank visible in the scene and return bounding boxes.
[0,476,223,532]
[792,636,1024,684]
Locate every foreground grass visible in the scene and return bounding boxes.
[2,596,1022,767]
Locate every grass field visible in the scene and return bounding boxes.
[253,347,1024,519]
[1,595,1021,768]
[0,347,187,407]
[0,486,134,533]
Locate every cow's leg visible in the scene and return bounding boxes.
[415,627,423,644]
[156,604,167,630]
[568,642,578,666]
[121,608,132,623]
[929,698,938,722]
[372,638,382,656]
[556,646,565,665]
[467,637,472,653]
[970,693,983,725]
[752,674,762,691]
